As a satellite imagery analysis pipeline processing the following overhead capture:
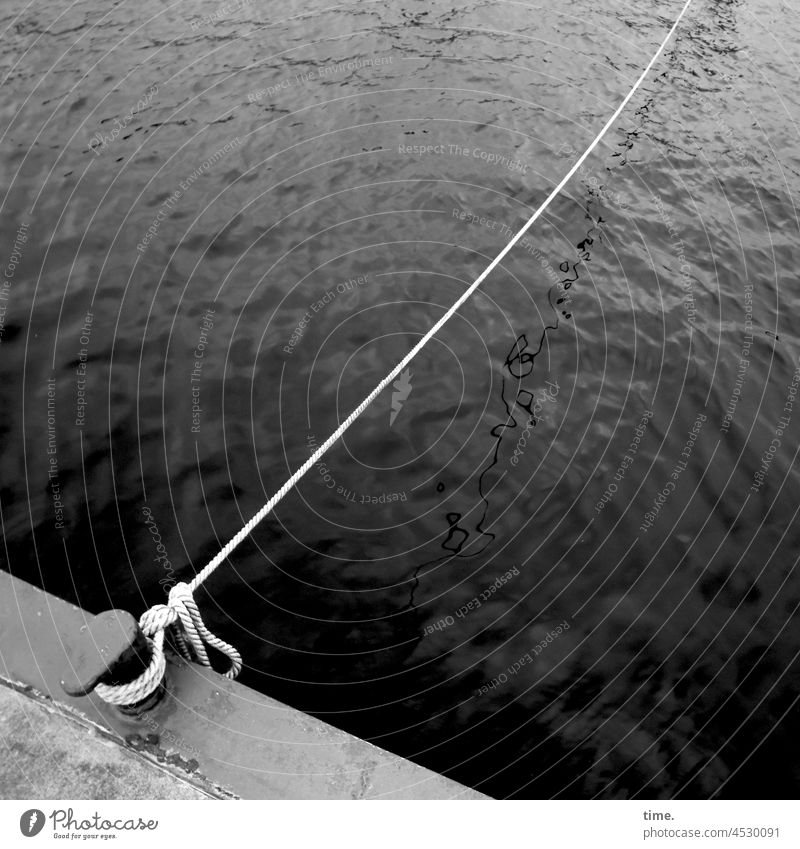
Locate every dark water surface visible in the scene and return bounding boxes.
[2,0,800,798]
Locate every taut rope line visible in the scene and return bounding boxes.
[97,0,694,706]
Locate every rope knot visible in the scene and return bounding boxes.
[166,581,195,614]
[161,581,242,680]
[144,580,242,679]
[94,581,242,708]
[138,602,178,636]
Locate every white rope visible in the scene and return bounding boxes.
[96,0,693,706]
[95,583,241,706]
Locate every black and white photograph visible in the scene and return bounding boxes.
[0,0,798,840]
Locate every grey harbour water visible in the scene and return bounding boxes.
[1,0,799,798]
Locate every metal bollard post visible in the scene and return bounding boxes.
[60,609,165,714]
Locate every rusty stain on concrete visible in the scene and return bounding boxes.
[0,681,217,800]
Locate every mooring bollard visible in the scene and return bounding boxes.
[60,609,165,714]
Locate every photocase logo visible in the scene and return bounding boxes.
[389,369,413,426]
[19,809,45,837]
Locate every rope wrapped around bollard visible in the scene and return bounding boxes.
[94,582,242,707]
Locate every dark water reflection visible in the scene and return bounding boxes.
[1,0,799,797]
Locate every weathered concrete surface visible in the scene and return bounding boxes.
[0,683,211,799]
[0,572,488,800]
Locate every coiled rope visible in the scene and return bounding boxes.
[97,0,693,707]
